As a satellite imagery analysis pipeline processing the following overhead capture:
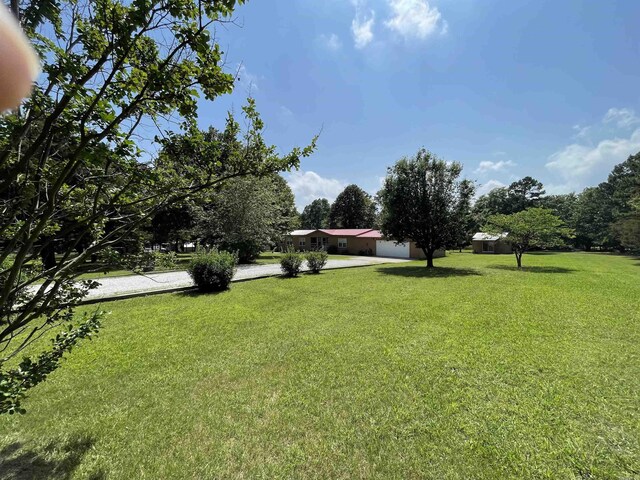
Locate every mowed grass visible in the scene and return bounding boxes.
[1,252,638,479]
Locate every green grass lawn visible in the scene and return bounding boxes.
[1,252,638,479]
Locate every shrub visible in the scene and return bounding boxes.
[357,248,373,256]
[327,245,338,254]
[280,251,303,277]
[127,251,155,272]
[305,250,328,274]
[187,249,238,292]
[154,251,177,270]
[219,239,262,264]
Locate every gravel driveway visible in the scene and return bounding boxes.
[85,256,410,300]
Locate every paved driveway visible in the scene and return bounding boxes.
[85,256,410,299]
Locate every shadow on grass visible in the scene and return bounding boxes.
[377,266,483,278]
[0,436,104,480]
[176,288,226,298]
[487,265,577,274]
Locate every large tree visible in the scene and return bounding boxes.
[0,0,315,414]
[300,198,331,229]
[471,186,510,231]
[329,185,376,229]
[485,208,573,268]
[379,149,474,267]
[196,174,298,263]
[151,202,198,251]
[613,195,640,250]
[506,176,545,213]
[572,187,613,250]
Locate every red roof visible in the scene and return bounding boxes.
[317,228,374,237]
[356,229,383,238]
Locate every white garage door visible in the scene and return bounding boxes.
[376,240,410,258]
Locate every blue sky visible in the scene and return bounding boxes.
[197,0,640,208]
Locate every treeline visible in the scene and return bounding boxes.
[151,170,299,264]
[299,184,377,229]
[298,151,640,253]
[471,151,640,251]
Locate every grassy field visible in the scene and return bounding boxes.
[1,252,638,479]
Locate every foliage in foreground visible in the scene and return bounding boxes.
[305,251,328,274]
[0,0,315,414]
[0,312,102,415]
[187,250,238,292]
[280,251,304,277]
[486,208,573,268]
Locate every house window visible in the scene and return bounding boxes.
[299,239,305,247]
[322,237,329,247]
[310,237,318,247]
[482,241,494,253]
[286,238,293,247]
[338,238,347,248]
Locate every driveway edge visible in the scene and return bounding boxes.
[79,261,403,305]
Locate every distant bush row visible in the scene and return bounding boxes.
[187,249,329,293]
[280,250,328,277]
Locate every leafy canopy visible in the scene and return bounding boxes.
[379,148,474,267]
[486,208,573,268]
[300,198,331,229]
[329,185,376,229]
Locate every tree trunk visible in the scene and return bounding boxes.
[515,251,522,269]
[424,248,434,268]
[41,241,56,270]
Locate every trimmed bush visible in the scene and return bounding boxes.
[305,250,328,274]
[326,245,338,254]
[280,251,303,277]
[154,251,177,270]
[188,249,238,292]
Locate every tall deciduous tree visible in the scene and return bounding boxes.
[300,198,331,229]
[195,175,298,263]
[486,208,573,268]
[329,185,376,229]
[379,149,474,267]
[0,0,315,414]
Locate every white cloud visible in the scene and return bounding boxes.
[235,64,258,93]
[280,106,293,117]
[475,179,506,198]
[572,124,590,139]
[603,108,639,129]
[474,160,516,174]
[319,33,342,51]
[286,170,346,209]
[352,10,375,48]
[384,0,446,40]
[546,127,640,189]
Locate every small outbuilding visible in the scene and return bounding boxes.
[472,232,511,254]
